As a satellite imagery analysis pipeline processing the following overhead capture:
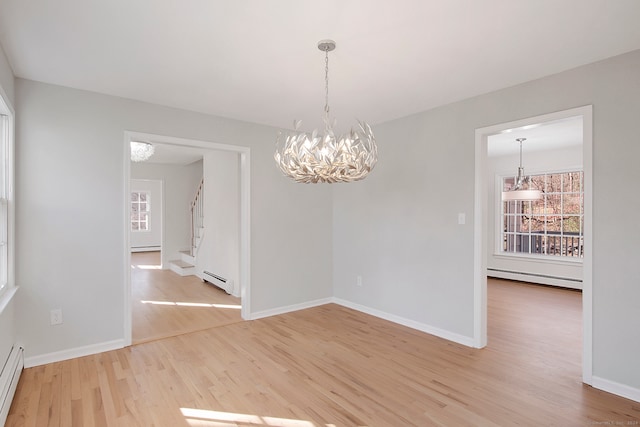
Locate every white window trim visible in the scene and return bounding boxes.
[0,86,15,307]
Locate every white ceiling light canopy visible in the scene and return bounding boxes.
[130,141,155,162]
[274,39,378,184]
[502,138,543,201]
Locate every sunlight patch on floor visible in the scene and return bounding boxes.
[131,264,162,270]
[181,408,322,427]
[141,300,241,309]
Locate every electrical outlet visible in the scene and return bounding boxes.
[50,309,63,325]
[356,275,363,287]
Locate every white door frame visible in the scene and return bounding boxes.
[123,132,251,346]
[473,105,593,384]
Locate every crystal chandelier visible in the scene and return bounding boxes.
[502,138,543,201]
[130,141,155,162]
[274,40,378,183]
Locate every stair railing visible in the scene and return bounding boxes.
[190,178,204,256]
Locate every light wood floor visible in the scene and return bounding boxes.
[131,251,242,344]
[7,279,640,426]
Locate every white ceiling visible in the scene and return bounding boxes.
[1,0,640,133]
[487,116,583,157]
[140,142,206,166]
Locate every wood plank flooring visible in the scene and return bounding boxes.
[7,279,640,426]
[131,251,242,344]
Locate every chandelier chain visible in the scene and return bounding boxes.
[517,137,525,168]
[324,47,330,116]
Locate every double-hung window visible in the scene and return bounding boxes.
[131,191,150,232]
[502,171,584,258]
[0,110,11,294]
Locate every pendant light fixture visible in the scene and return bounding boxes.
[274,40,378,183]
[502,138,543,201]
[130,141,155,162]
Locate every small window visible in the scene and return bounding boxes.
[501,171,584,258]
[131,191,150,231]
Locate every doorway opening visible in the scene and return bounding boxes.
[123,132,251,346]
[130,179,163,255]
[474,105,593,384]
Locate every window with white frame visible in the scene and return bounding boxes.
[0,113,9,292]
[502,171,584,258]
[131,191,150,231]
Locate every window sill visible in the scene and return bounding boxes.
[0,285,18,315]
[492,252,583,266]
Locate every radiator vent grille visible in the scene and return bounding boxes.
[203,271,233,295]
[204,271,226,283]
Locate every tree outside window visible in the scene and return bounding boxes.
[502,171,583,258]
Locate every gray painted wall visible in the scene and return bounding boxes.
[196,150,240,296]
[0,45,13,105]
[15,78,333,359]
[333,49,640,390]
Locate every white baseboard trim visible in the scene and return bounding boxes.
[24,339,125,368]
[487,270,582,290]
[131,246,161,253]
[591,376,640,403]
[249,297,333,320]
[250,297,476,348]
[332,298,476,348]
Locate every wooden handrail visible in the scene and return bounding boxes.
[190,178,204,210]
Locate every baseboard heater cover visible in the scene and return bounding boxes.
[0,345,24,425]
[487,268,582,283]
[131,246,161,253]
[203,271,233,295]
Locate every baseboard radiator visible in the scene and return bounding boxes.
[487,268,582,289]
[131,246,161,253]
[0,345,24,424]
[203,271,233,295]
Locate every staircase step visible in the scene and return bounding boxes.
[169,259,196,276]
[180,250,196,265]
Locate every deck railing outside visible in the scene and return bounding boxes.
[504,231,583,258]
